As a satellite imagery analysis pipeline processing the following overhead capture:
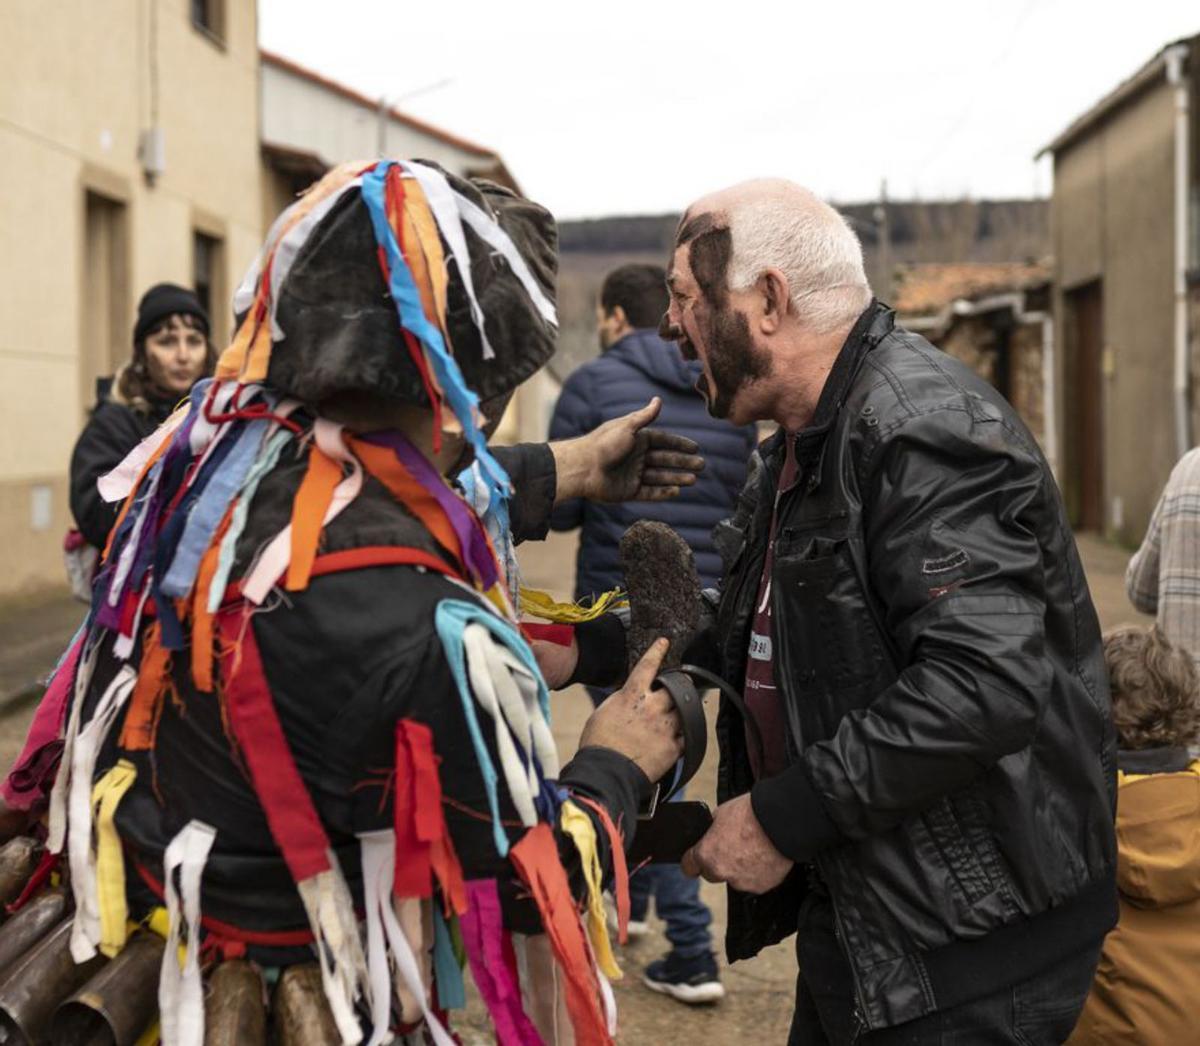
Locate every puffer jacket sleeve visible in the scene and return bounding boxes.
[751,407,1052,860]
[547,369,597,532]
[69,402,146,549]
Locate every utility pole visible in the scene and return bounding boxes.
[874,178,892,302]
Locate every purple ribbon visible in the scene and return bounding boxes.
[362,431,498,591]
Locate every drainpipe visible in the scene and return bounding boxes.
[1167,45,1191,458]
[1041,313,1059,476]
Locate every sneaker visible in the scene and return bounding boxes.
[643,951,725,1005]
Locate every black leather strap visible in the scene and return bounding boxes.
[679,664,766,781]
[654,669,707,803]
[641,666,763,815]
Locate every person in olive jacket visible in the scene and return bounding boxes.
[1068,626,1200,1045]
[69,283,214,550]
[540,179,1117,1044]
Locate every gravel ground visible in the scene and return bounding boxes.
[0,529,1150,1043]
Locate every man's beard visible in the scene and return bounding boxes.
[697,308,771,419]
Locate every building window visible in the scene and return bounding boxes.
[193,231,225,342]
[191,0,225,44]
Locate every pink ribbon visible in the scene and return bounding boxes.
[460,879,544,1046]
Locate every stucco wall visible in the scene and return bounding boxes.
[1051,79,1178,543]
[0,1,262,594]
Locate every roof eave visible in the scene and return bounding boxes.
[1037,41,1191,159]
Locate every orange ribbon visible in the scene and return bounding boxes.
[118,621,171,751]
[510,823,611,1046]
[347,437,465,574]
[284,445,343,591]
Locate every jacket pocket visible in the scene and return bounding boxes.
[919,796,999,906]
[774,534,882,691]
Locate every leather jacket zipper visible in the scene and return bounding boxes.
[821,860,870,1039]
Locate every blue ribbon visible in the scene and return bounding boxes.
[159,418,269,598]
[431,908,466,1010]
[359,163,511,516]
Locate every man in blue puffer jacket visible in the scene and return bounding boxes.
[548,263,758,1006]
[550,263,758,598]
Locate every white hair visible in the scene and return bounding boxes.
[726,184,871,334]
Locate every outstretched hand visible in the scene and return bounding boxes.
[552,398,704,504]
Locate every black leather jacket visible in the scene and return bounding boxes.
[700,303,1117,1029]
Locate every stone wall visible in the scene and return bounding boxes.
[933,315,1045,446]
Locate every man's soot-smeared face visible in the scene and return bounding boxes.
[660,211,771,421]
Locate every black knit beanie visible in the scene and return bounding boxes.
[133,283,210,344]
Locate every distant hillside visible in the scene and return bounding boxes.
[548,198,1050,385]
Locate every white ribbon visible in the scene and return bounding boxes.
[97,409,187,503]
[46,638,102,854]
[296,860,369,1046]
[452,188,558,331]
[462,625,535,826]
[240,419,362,605]
[461,624,557,828]
[67,666,138,961]
[402,162,494,359]
[360,831,454,1046]
[494,642,560,778]
[158,820,217,1046]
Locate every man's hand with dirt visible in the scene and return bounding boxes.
[578,637,682,783]
[550,397,704,504]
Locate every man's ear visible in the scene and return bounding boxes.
[758,269,790,334]
[611,304,629,330]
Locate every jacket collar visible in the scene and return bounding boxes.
[1118,746,1195,775]
[762,299,894,471]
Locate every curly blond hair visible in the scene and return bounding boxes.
[1104,625,1200,750]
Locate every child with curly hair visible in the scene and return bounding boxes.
[1069,625,1200,1044]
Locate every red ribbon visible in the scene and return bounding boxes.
[216,606,331,883]
[394,720,467,916]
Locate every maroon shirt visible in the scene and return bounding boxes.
[743,435,800,779]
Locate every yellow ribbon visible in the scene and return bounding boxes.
[519,586,628,623]
[559,799,621,980]
[92,759,138,957]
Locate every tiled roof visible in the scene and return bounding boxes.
[893,262,1051,316]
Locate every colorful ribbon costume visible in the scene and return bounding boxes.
[0,159,641,1046]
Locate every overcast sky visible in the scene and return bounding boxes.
[259,1,1199,220]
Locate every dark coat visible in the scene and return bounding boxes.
[693,302,1117,1030]
[69,380,176,549]
[548,329,757,598]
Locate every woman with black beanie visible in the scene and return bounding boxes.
[68,283,215,553]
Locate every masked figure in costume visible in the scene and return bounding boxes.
[0,160,696,1046]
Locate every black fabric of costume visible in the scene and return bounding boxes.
[267,167,558,410]
[82,442,646,962]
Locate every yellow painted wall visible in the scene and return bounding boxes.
[0,0,262,594]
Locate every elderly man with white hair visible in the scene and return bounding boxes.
[543,180,1118,1043]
